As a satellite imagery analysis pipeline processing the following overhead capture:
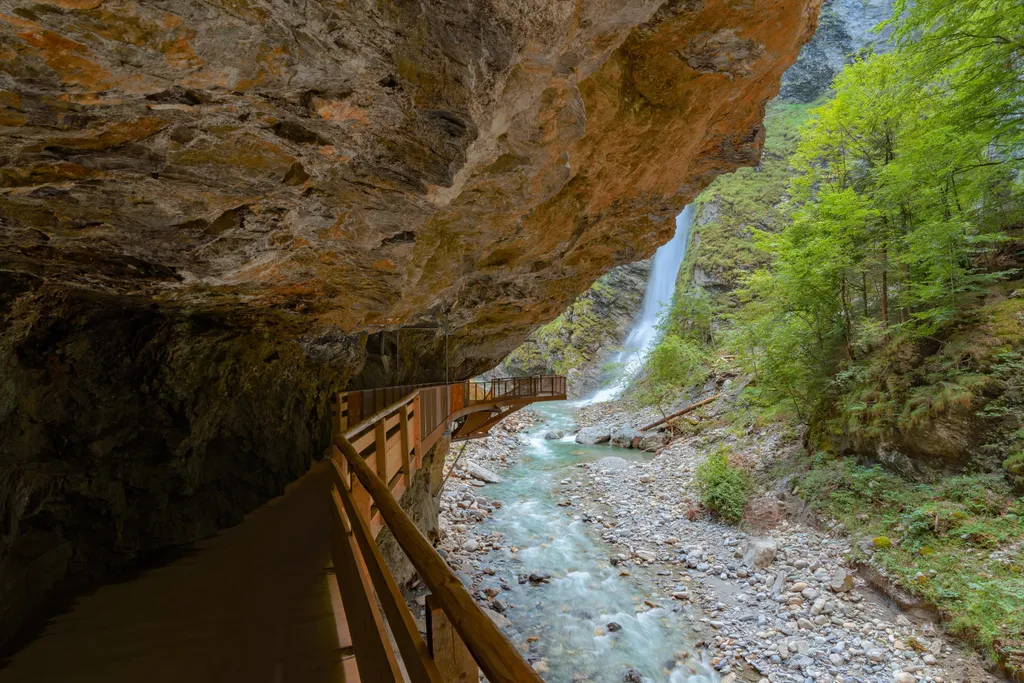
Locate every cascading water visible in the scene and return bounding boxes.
[588,204,695,404]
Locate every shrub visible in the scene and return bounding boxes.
[694,448,752,523]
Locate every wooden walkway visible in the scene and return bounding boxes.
[0,462,350,683]
[0,376,566,683]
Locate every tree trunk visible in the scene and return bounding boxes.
[861,271,869,318]
[880,245,890,332]
[841,275,855,360]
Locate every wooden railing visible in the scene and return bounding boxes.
[341,375,566,451]
[327,390,545,683]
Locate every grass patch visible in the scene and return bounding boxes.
[797,454,1024,674]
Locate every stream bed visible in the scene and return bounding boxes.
[467,402,717,683]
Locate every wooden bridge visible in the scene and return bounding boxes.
[326,375,565,682]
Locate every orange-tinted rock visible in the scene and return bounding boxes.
[0,0,821,373]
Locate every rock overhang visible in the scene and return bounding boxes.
[1,0,822,373]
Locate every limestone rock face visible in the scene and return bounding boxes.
[498,260,650,399]
[778,0,894,103]
[1,0,821,367]
[0,0,821,648]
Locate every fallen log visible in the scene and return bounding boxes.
[639,393,722,432]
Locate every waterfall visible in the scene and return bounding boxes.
[587,204,694,404]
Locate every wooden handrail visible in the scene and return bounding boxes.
[333,435,544,683]
[344,390,418,441]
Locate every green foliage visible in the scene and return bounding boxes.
[798,456,1024,673]
[694,448,751,523]
[730,18,1024,419]
[686,102,814,290]
[631,334,709,407]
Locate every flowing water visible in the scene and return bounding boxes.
[477,401,717,683]
[589,205,694,404]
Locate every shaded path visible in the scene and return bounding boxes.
[0,462,354,683]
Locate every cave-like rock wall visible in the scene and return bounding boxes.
[0,0,821,648]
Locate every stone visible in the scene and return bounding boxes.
[743,539,778,569]
[528,572,551,584]
[635,550,657,562]
[607,621,623,632]
[610,428,640,449]
[636,432,671,452]
[465,463,502,484]
[623,667,644,683]
[544,430,565,440]
[575,427,612,445]
[830,569,855,593]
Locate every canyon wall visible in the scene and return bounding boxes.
[0,0,820,647]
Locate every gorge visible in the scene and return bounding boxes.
[0,0,823,664]
[3,0,1023,680]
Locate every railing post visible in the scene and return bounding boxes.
[412,393,422,469]
[399,403,412,486]
[374,419,387,482]
[426,595,478,683]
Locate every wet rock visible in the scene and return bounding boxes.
[607,621,623,632]
[622,667,644,682]
[485,608,513,630]
[528,572,551,584]
[544,430,565,440]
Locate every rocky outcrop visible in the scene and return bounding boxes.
[0,274,356,648]
[0,0,821,648]
[779,0,894,103]
[497,261,649,398]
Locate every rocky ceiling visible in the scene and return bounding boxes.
[1,0,821,374]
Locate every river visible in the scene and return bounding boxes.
[471,401,717,683]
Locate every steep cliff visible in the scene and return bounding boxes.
[497,261,649,398]
[0,0,821,648]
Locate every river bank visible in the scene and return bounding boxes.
[432,401,1003,683]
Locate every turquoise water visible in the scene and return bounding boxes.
[478,402,717,683]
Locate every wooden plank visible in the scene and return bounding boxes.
[329,488,403,683]
[412,394,422,470]
[351,428,376,455]
[348,392,362,427]
[331,462,443,683]
[384,412,400,431]
[374,420,387,488]
[384,440,403,482]
[335,437,544,683]
[385,428,402,455]
[427,595,477,683]
[399,404,411,485]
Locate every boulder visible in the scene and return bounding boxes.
[830,569,854,593]
[635,432,670,451]
[465,463,502,484]
[610,427,639,449]
[575,427,611,445]
[743,538,778,569]
[544,430,565,440]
